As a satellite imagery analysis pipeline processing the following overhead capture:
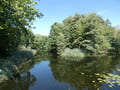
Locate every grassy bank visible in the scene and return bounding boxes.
[61,48,85,61]
[0,48,36,83]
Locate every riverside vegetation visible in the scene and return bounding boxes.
[49,13,120,56]
[0,0,120,84]
[0,0,42,82]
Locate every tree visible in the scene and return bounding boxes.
[80,13,111,54]
[49,22,66,54]
[0,0,43,55]
[32,35,48,52]
[49,13,113,55]
[111,30,120,54]
[20,30,35,48]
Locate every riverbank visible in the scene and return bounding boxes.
[0,48,36,83]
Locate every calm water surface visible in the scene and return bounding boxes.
[0,55,120,90]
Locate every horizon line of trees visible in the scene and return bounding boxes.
[48,13,120,55]
[1,1,120,57]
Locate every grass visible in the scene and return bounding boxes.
[61,48,85,61]
[0,48,36,83]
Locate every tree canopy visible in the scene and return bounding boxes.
[49,13,115,55]
[0,0,43,55]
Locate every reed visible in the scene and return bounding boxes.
[61,48,85,61]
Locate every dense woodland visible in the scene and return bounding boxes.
[49,13,120,55]
[0,0,120,57]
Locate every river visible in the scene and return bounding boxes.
[0,54,120,90]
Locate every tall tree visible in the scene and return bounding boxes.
[49,22,66,54]
[0,0,43,55]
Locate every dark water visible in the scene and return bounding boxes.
[1,55,120,90]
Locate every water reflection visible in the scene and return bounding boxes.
[0,55,120,90]
[0,71,36,90]
[49,56,120,90]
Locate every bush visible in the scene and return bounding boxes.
[61,48,85,61]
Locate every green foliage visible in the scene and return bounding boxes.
[110,29,120,54]
[31,35,49,52]
[49,13,113,55]
[0,0,43,55]
[0,48,36,82]
[20,30,35,48]
[49,23,67,54]
[61,48,84,61]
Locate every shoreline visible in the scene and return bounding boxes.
[0,48,37,83]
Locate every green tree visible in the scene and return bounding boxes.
[0,0,43,55]
[20,30,35,48]
[49,13,113,55]
[111,29,120,54]
[32,35,48,52]
[49,22,66,54]
[80,13,111,54]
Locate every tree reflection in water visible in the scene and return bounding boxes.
[0,71,36,90]
[49,56,120,90]
[1,55,120,90]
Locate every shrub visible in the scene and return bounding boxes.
[61,48,85,61]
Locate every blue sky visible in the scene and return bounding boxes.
[32,0,120,36]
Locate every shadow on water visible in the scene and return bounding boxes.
[49,56,120,90]
[0,49,37,82]
[1,54,120,90]
[0,71,36,90]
